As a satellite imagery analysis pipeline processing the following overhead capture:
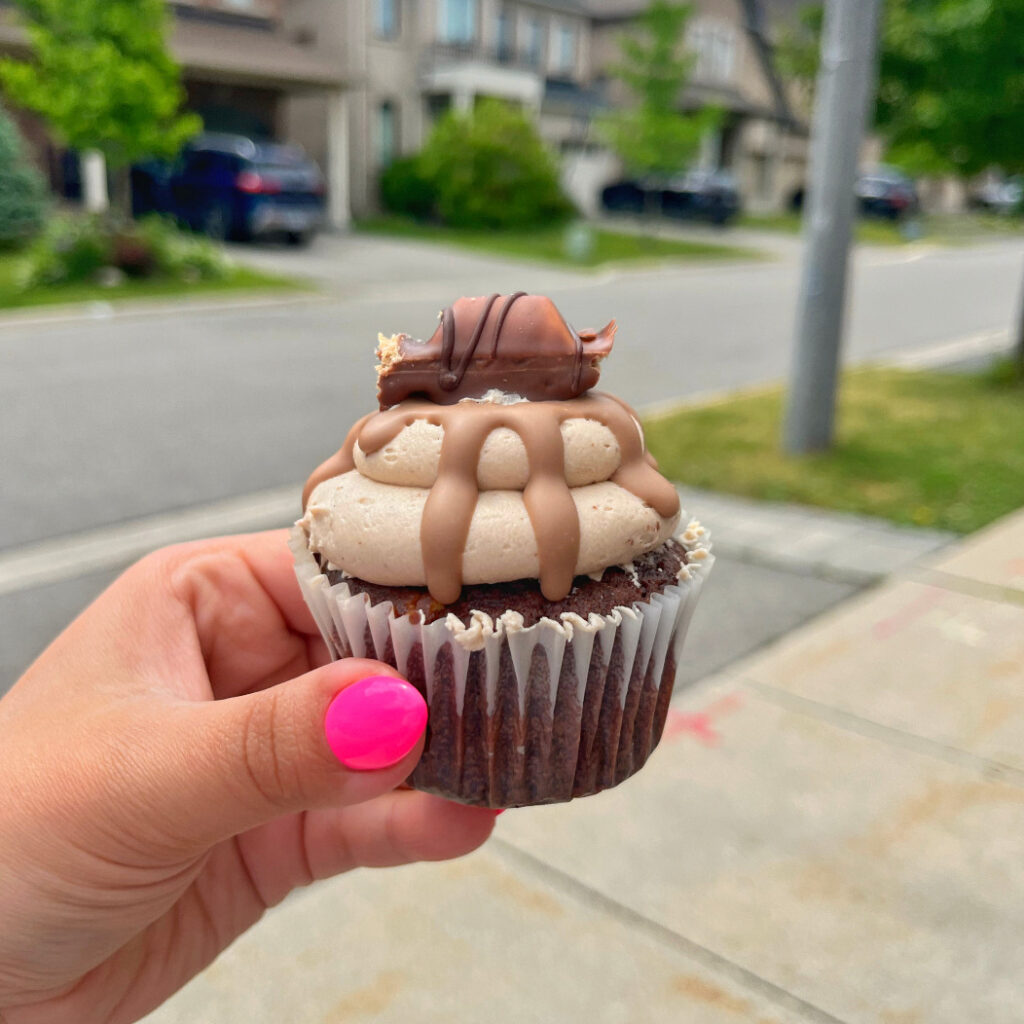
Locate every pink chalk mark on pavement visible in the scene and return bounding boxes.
[873,587,945,640]
[664,692,744,747]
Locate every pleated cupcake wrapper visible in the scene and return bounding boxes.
[289,524,713,807]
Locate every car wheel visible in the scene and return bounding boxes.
[202,203,231,241]
[285,230,311,246]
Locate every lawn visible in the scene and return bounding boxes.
[0,251,302,311]
[644,366,1024,534]
[357,216,764,267]
[739,211,1024,247]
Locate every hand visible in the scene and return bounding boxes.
[0,530,496,1024]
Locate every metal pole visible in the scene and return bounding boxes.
[783,0,883,454]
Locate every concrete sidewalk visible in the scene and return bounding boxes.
[143,508,1024,1023]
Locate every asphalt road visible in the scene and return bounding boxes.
[2,232,1021,551]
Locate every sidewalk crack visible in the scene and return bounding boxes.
[490,837,850,1024]
[744,679,1024,788]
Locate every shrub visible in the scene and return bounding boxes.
[417,100,574,229]
[0,105,49,248]
[22,216,110,285]
[379,155,438,220]
[19,214,229,288]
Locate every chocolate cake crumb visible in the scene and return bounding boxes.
[322,539,688,627]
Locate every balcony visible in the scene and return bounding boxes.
[420,42,544,109]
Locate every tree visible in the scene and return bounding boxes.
[875,0,1024,180]
[783,1,1024,373]
[0,104,48,247]
[598,1,720,188]
[0,0,201,213]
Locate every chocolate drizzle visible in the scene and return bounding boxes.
[439,292,527,392]
[302,393,680,605]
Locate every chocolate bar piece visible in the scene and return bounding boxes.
[376,292,615,408]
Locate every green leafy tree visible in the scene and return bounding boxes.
[0,104,48,247]
[417,99,573,230]
[598,1,720,184]
[0,0,201,212]
[876,0,1024,179]
[783,0,1024,370]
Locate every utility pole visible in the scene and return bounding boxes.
[783,0,883,455]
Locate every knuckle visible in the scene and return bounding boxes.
[238,688,304,812]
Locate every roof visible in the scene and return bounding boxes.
[0,8,344,92]
[172,17,344,90]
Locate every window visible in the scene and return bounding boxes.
[374,0,399,40]
[377,101,397,167]
[496,6,515,62]
[522,15,544,67]
[438,0,477,45]
[552,21,576,75]
[689,21,737,83]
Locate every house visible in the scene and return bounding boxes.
[279,1,600,217]
[0,0,352,226]
[587,0,806,212]
[0,0,807,223]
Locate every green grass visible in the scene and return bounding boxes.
[644,367,1024,534]
[357,216,764,267]
[739,211,1024,247]
[738,212,911,245]
[0,252,303,311]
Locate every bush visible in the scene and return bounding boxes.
[416,100,574,230]
[20,214,229,288]
[379,155,438,220]
[0,105,49,248]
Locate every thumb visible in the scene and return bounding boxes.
[141,659,428,851]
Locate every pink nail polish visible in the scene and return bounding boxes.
[324,676,427,771]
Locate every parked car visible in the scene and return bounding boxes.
[601,169,741,225]
[136,133,326,244]
[968,178,1023,214]
[854,167,919,221]
[789,167,920,221]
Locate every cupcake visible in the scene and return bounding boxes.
[291,293,713,807]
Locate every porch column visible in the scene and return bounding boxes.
[82,150,109,214]
[453,87,474,113]
[326,89,351,230]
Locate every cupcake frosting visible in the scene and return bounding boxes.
[300,293,681,604]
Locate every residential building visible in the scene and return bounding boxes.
[587,0,807,212]
[0,0,352,225]
[0,0,808,223]
[280,1,598,217]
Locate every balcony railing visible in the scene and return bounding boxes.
[424,41,547,75]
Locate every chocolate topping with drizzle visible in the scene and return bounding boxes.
[377,293,615,407]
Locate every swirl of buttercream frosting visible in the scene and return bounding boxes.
[354,415,628,490]
[303,473,677,588]
[300,391,680,601]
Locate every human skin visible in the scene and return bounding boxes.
[0,530,496,1024]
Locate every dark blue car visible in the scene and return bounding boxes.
[135,133,326,245]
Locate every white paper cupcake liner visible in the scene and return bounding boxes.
[290,522,713,807]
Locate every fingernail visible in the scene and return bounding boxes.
[493,809,505,816]
[324,676,427,771]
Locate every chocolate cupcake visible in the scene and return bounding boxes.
[291,293,713,807]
